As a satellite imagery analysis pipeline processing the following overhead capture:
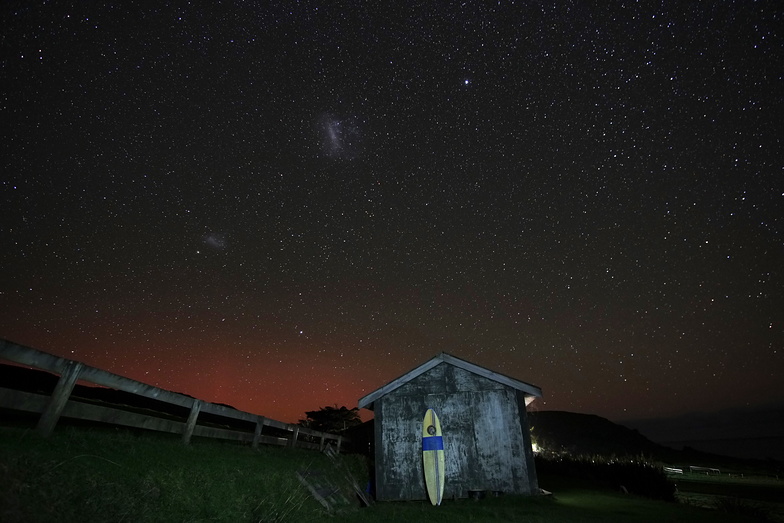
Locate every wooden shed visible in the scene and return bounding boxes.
[358,353,542,501]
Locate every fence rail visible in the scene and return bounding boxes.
[0,339,345,452]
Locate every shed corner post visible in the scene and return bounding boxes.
[372,399,385,500]
[182,399,202,445]
[516,391,539,494]
[37,360,84,437]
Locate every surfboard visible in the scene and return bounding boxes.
[422,408,445,505]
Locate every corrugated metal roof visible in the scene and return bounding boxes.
[357,352,542,410]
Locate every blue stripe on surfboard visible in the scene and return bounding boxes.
[422,435,443,451]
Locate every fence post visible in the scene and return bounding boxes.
[336,435,342,453]
[252,416,266,449]
[288,425,300,448]
[182,399,201,444]
[37,361,83,437]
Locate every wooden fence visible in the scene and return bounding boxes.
[0,339,345,452]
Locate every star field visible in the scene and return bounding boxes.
[2,1,782,424]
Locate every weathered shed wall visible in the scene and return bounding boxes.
[374,363,538,501]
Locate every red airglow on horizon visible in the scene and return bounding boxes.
[2,335,377,424]
[4,321,783,427]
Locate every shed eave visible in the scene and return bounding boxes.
[357,352,542,411]
[357,357,443,410]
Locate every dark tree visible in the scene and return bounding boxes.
[299,405,362,433]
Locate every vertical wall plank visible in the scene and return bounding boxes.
[37,361,83,437]
[182,399,202,444]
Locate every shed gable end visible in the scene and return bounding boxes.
[398,362,506,397]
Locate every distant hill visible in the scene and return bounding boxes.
[527,410,783,476]
[622,405,784,461]
[0,362,59,394]
[528,410,667,458]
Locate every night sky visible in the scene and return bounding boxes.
[2,1,782,426]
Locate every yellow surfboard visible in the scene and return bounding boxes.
[422,408,445,505]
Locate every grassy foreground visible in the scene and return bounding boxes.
[0,426,345,522]
[0,425,777,522]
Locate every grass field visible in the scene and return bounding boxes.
[1,425,781,522]
[676,472,783,501]
[670,470,784,522]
